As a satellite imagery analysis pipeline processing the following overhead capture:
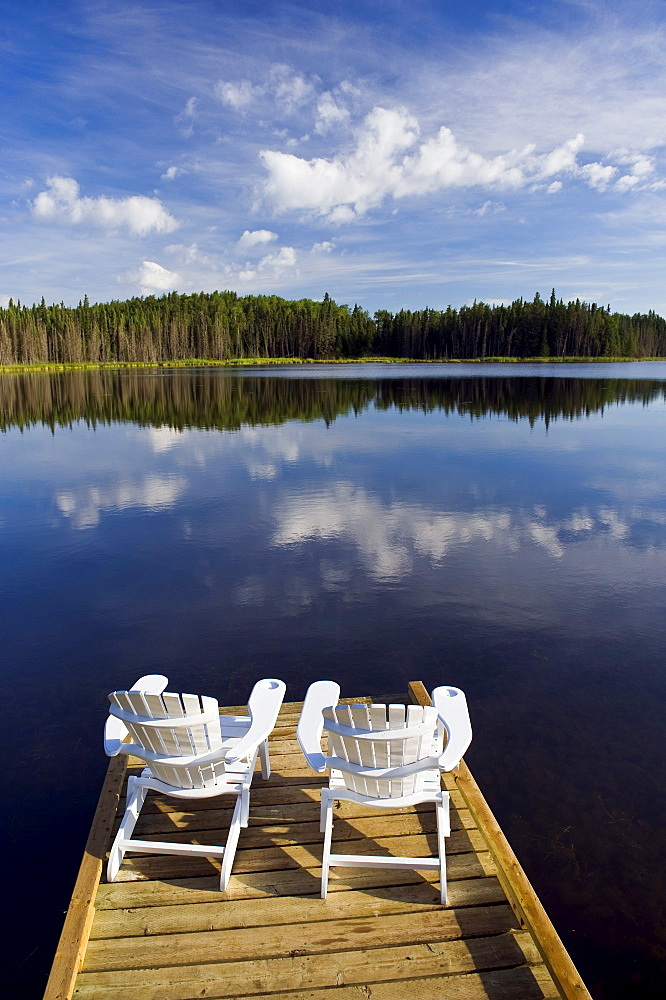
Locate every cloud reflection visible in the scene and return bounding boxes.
[147,427,186,452]
[56,474,187,529]
[272,483,665,579]
[273,484,514,579]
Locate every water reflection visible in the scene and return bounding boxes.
[56,474,188,528]
[1,366,665,431]
[272,487,666,572]
[0,366,665,999]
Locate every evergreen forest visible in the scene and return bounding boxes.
[1,289,665,365]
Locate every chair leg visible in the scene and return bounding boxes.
[240,784,251,828]
[259,739,271,779]
[107,776,146,882]
[436,792,450,905]
[321,789,334,899]
[220,795,244,891]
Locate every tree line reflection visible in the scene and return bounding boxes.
[1,368,665,432]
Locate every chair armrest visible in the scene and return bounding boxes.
[433,685,472,771]
[103,674,169,756]
[113,742,230,768]
[296,680,341,773]
[224,678,286,763]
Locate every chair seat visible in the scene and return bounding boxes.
[328,767,445,808]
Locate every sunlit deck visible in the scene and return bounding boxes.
[46,682,591,1000]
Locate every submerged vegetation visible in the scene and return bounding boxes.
[1,289,666,366]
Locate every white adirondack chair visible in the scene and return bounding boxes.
[297,681,472,903]
[104,674,286,889]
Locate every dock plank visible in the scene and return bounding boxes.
[82,903,519,971]
[73,931,543,1000]
[91,876,506,939]
[108,807,479,844]
[92,852,497,910]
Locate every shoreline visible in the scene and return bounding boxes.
[2,355,666,375]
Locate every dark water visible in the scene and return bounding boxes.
[1,363,665,998]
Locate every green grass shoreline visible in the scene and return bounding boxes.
[1,355,665,375]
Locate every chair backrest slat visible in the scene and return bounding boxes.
[322,702,439,799]
[324,707,349,768]
[121,691,169,756]
[180,693,206,755]
[350,704,373,796]
[201,696,223,751]
[149,692,181,755]
[369,704,390,796]
[388,704,406,770]
[404,704,426,795]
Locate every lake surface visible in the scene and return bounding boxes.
[1,362,665,998]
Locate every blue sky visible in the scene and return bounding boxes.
[3,0,666,315]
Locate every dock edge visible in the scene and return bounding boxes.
[408,679,592,1000]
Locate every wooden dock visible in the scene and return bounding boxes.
[45,682,591,1000]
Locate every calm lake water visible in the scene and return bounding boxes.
[1,362,665,998]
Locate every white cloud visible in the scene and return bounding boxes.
[260,107,623,221]
[161,166,183,181]
[260,106,419,219]
[473,200,505,217]
[315,92,351,134]
[533,134,585,179]
[176,96,198,137]
[260,246,296,269]
[216,65,322,117]
[615,174,640,192]
[396,125,525,197]
[32,177,178,235]
[137,260,179,293]
[237,229,278,250]
[626,155,655,178]
[580,162,617,190]
[328,205,357,224]
[238,245,297,283]
[270,65,314,111]
[420,13,666,159]
[139,233,325,298]
[614,153,656,192]
[215,79,263,109]
[164,242,212,265]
